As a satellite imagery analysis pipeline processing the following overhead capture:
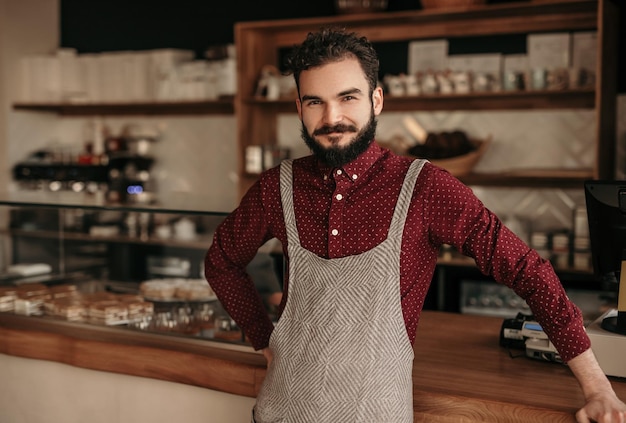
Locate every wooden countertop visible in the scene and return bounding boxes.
[411,311,626,422]
[1,310,625,422]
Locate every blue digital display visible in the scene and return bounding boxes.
[524,322,543,331]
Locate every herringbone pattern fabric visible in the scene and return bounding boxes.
[253,159,425,423]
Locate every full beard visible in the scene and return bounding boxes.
[301,112,378,168]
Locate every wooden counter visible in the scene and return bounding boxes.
[411,311,626,422]
[1,310,625,422]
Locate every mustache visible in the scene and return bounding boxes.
[313,124,358,136]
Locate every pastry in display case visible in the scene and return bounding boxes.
[0,191,281,347]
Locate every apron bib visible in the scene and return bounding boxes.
[254,159,425,423]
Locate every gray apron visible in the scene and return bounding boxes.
[253,159,425,423]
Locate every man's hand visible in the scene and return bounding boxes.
[568,349,626,422]
[576,389,626,423]
[262,347,273,367]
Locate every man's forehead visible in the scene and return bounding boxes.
[299,59,368,95]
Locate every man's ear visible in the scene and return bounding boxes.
[372,86,384,116]
[296,98,302,120]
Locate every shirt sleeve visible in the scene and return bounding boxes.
[204,177,276,351]
[424,166,590,362]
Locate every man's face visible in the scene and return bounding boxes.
[296,58,383,167]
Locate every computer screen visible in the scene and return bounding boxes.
[584,180,626,335]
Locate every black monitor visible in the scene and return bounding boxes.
[584,180,626,335]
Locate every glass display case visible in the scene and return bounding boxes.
[0,191,281,349]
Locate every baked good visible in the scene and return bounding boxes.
[88,300,129,325]
[15,283,50,298]
[49,284,79,299]
[14,284,50,315]
[14,296,48,315]
[125,300,154,320]
[82,292,118,303]
[175,279,215,301]
[44,297,87,321]
[0,287,17,312]
[139,278,216,301]
[139,279,181,300]
[117,294,144,303]
[38,290,153,324]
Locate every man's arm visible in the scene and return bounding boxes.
[567,348,626,423]
[204,178,277,351]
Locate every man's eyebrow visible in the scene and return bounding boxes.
[301,88,364,102]
[301,94,321,102]
[338,88,363,97]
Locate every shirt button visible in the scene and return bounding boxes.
[331,229,339,236]
[336,169,342,175]
[352,174,358,180]
[335,194,343,201]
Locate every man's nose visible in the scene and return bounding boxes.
[322,102,342,125]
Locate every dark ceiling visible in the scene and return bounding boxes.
[60,0,624,92]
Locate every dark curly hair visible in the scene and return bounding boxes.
[283,26,380,97]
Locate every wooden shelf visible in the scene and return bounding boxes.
[12,98,234,116]
[383,89,596,111]
[246,89,596,112]
[437,250,594,278]
[242,0,599,47]
[459,168,595,188]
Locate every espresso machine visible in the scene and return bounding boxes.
[12,124,158,204]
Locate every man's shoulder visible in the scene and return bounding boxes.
[291,154,317,167]
[257,155,316,184]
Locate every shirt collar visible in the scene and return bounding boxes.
[317,141,384,182]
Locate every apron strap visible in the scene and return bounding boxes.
[388,159,426,241]
[279,159,300,247]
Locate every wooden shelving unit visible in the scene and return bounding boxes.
[12,98,235,116]
[244,88,596,112]
[10,1,620,197]
[234,0,619,197]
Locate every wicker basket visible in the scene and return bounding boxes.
[421,0,486,9]
[429,137,491,176]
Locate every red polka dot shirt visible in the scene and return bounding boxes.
[204,141,590,362]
